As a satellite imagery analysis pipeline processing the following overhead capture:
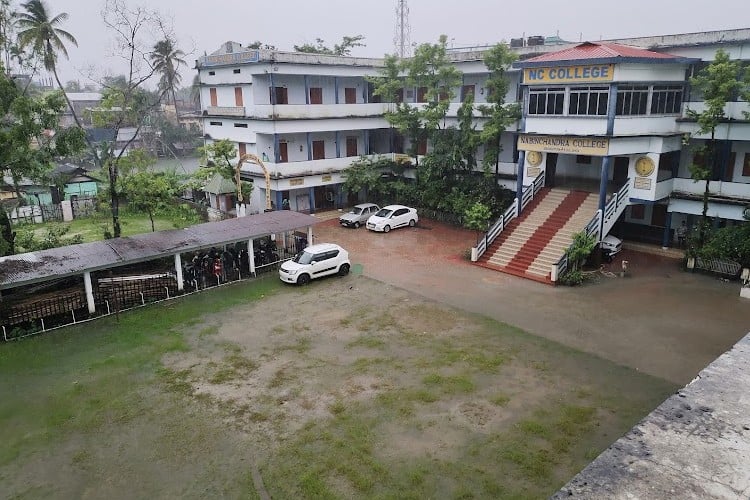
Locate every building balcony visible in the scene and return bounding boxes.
[249,103,390,120]
[672,177,750,201]
[240,154,390,179]
[681,101,750,121]
[205,105,246,117]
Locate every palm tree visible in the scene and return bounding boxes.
[150,38,186,116]
[16,0,80,119]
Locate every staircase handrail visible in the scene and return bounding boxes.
[602,180,630,236]
[473,172,545,261]
[552,209,602,282]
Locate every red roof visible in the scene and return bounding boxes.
[523,42,681,64]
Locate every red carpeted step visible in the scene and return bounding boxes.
[504,191,590,273]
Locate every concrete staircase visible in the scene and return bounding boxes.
[478,188,598,283]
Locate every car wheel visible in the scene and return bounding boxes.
[354,221,360,228]
[408,219,416,227]
[383,225,391,233]
[297,273,311,285]
[338,263,350,276]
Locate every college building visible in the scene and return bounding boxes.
[195,28,750,282]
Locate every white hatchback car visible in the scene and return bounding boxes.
[366,205,418,232]
[279,243,351,285]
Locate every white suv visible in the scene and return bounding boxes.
[279,243,351,285]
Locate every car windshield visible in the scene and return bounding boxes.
[374,209,392,218]
[348,207,362,215]
[292,250,314,265]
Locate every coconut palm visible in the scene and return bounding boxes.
[16,0,80,118]
[150,37,186,112]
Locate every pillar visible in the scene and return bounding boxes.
[269,73,276,105]
[276,191,283,212]
[83,271,95,314]
[334,76,339,104]
[515,151,526,216]
[599,156,612,214]
[306,132,312,161]
[309,187,316,214]
[364,130,370,155]
[175,253,184,291]
[307,226,313,247]
[274,133,280,163]
[248,239,256,276]
[335,131,341,158]
[304,75,309,104]
[662,210,673,249]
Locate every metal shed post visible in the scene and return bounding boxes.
[83,271,95,314]
[248,239,256,276]
[307,226,313,247]
[175,253,184,291]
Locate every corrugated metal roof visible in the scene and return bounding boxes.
[517,42,687,66]
[0,211,319,289]
[204,173,236,194]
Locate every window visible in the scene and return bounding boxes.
[208,71,215,76]
[309,87,323,104]
[616,85,649,115]
[651,85,683,114]
[630,204,645,220]
[344,87,356,104]
[209,87,217,106]
[576,155,592,164]
[209,121,223,126]
[461,85,475,102]
[568,86,609,116]
[233,68,241,74]
[234,123,247,128]
[416,87,428,103]
[395,89,404,103]
[270,86,288,104]
[346,136,358,157]
[528,87,565,115]
[312,140,325,160]
[234,87,243,106]
[743,154,750,177]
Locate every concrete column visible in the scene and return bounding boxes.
[175,253,184,291]
[269,73,276,105]
[304,75,309,104]
[274,134,280,163]
[335,131,341,158]
[248,239,256,276]
[306,132,312,161]
[83,271,95,314]
[334,77,339,104]
[606,83,618,136]
[599,156,611,214]
[662,211,673,248]
[307,226,313,247]
[276,191,283,212]
[364,130,370,155]
[515,151,526,216]
[309,187,316,214]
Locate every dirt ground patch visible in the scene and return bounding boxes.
[155,275,674,498]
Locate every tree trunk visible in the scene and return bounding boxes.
[699,132,716,247]
[108,164,121,238]
[149,210,155,232]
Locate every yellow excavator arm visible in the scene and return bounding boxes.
[235,153,272,211]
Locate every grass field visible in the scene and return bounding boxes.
[0,276,677,499]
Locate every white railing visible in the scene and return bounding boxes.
[551,180,631,282]
[472,172,545,262]
[602,179,631,236]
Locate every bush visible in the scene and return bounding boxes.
[558,269,585,286]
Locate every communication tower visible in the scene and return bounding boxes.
[394,0,412,58]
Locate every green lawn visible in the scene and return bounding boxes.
[0,277,677,499]
[15,209,198,246]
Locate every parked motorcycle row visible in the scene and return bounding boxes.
[181,236,307,291]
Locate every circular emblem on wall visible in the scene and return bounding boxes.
[635,156,655,177]
[527,151,543,167]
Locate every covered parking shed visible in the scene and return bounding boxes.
[0,211,319,337]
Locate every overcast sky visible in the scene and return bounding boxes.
[40,0,748,87]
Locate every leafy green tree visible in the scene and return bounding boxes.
[697,222,750,268]
[294,35,365,56]
[246,40,276,50]
[150,37,186,111]
[478,43,521,181]
[122,170,179,232]
[191,139,252,201]
[464,201,491,234]
[0,207,14,255]
[686,49,750,247]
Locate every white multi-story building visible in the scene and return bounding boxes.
[195,29,750,260]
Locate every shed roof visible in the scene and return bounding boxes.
[515,41,696,67]
[204,173,236,194]
[0,211,319,290]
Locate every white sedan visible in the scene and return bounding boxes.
[366,205,418,233]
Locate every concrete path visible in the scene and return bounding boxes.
[315,218,750,385]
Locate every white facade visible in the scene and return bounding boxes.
[196,29,750,247]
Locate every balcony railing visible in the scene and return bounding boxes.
[672,177,750,200]
[205,106,246,117]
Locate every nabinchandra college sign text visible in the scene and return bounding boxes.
[518,135,610,156]
[524,64,614,85]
